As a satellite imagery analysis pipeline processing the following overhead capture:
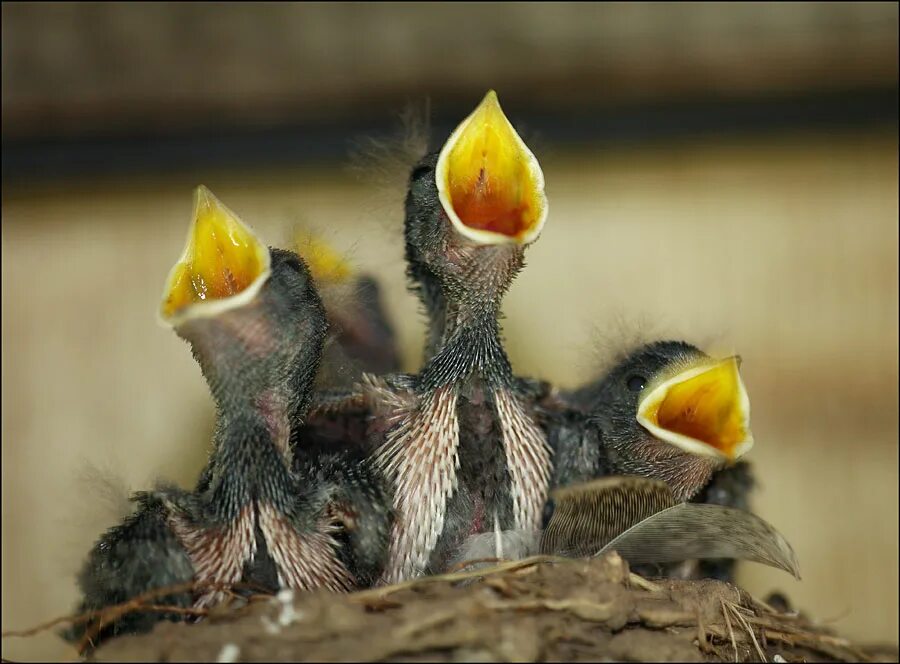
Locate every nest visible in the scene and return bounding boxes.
[38,553,890,663]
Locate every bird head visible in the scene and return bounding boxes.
[582,341,754,500]
[290,229,401,383]
[159,186,327,420]
[404,90,547,311]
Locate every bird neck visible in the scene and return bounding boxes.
[419,305,513,391]
[204,409,297,517]
[604,437,720,502]
[406,260,448,361]
[195,349,321,520]
[408,233,524,365]
[177,304,324,467]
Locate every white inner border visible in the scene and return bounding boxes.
[635,357,754,461]
[157,187,272,329]
[435,91,548,246]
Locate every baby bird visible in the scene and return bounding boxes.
[291,229,401,387]
[543,340,753,501]
[312,91,553,583]
[382,90,555,583]
[537,339,756,580]
[451,343,777,581]
[67,188,392,646]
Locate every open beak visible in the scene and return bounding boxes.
[436,90,547,246]
[636,356,753,462]
[291,229,353,285]
[159,186,271,326]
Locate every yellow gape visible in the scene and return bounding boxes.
[637,356,754,462]
[160,186,271,323]
[436,90,548,246]
[291,230,353,285]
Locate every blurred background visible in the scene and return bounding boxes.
[2,2,897,660]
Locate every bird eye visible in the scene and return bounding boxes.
[626,375,646,392]
[410,164,433,181]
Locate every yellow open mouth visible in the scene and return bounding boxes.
[636,356,753,462]
[291,229,353,285]
[436,90,547,245]
[159,186,271,325]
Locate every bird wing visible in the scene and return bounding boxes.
[596,502,800,579]
[447,476,799,579]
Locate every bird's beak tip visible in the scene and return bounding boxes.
[436,89,547,246]
[159,186,271,326]
[192,183,213,210]
[636,355,753,462]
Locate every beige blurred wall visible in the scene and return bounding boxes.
[4,2,896,138]
[2,129,898,660]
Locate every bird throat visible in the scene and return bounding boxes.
[377,313,552,582]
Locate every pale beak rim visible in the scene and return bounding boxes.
[635,356,754,461]
[157,186,272,329]
[435,90,548,246]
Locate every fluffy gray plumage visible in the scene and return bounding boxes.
[67,249,393,648]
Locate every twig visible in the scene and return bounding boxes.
[75,581,212,654]
[393,608,459,639]
[2,578,276,645]
[746,594,784,617]
[721,599,738,663]
[447,557,504,573]
[78,580,267,654]
[627,572,662,593]
[728,601,767,662]
[696,606,712,655]
[2,613,95,639]
[2,580,200,644]
[349,555,563,603]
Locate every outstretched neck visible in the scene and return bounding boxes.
[406,260,447,361]
[419,305,513,391]
[417,243,523,391]
[177,303,325,466]
[183,324,324,519]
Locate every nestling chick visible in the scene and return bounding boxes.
[291,229,401,386]
[544,340,752,501]
[302,91,551,583]
[538,339,756,580]
[369,91,554,583]
[67,188,393,646]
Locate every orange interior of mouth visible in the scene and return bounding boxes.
[161,188,267,318]
[447,160,539,238]
[443,93,542,239]
[650,362,747,457]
